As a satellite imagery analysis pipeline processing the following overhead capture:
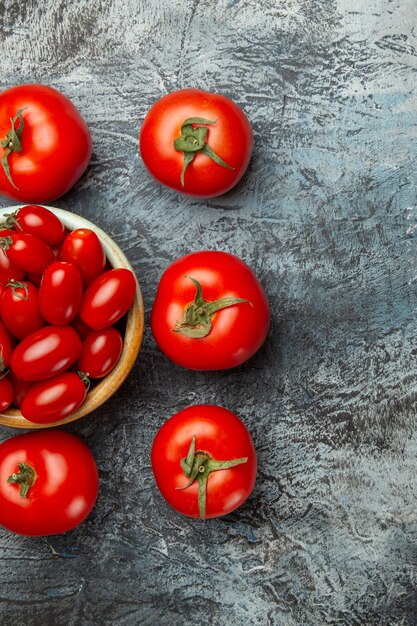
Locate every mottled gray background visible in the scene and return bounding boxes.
[0,0,416,624]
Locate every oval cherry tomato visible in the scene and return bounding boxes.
[1,279,45,340]
[79,268,136,330]
[78,328,123,378]
[4,205,65,245]
[151,405,256,519]
[39,261,83,325]
[21,372,88,424]
[0,321,12,371]
[8,372,32,409]
[0,84,92,203]
[151,251,270,370]
[140,89,253,197]
[0,430,98,536]
[60,228,106,286]
[10,325,82,382]
[0,229,25,285]
[0,375,13,411]
[0,232,54,274]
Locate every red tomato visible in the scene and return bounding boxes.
[79,268,136,330]
[0,232,54,274]
[0,85,91,203]
[0,430,98,536]
[8,372,32,409]
[1,280,45,340]
[140,89,253,197]
[151,251,270,370]
[78,328,123,378]
[21,372,88,424]
[0,321,12,370]
[0,229,25,285]
[39,261,83,325]
[0,375,13,411]
[10,325,82,381]
[60,228,106,286]
[151,405,256,519]
[3,205,65,245]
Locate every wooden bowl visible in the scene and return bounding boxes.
[0,206,144,429]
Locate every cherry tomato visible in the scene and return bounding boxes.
[151,251,270,370]
[0,375,13,411]
[79,268,136,330]
[0,229,25,285]
[60,228,106,286]
[0,232,54,274]
[0,321,12,371]
[3,205,65,245]
[0,430,98,536]
[8,372,32,409]
[151,405,256,519]
[0,84,91,203]
[140,89,253,197]
[21,372,88,424]
[1,279,45,340]
[10,325,82,382]
[78,328,123,378]
[39,261,83,325]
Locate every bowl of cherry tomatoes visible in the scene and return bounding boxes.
[0,205,144,428]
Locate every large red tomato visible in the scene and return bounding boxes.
[151,251,270,370]
[151,405,257,519]
[140,89,253,197]
[0,430,98,536]
[0,84,92,202]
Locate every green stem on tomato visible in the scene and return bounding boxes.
[0,109,27,190]
[7,462,37,498]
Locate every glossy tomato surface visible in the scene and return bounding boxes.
[79,268,136,330]
[21,372,88,424]
[13,205,66,245]
[1,279,45,340]
[151,405,257,519]
[151,251,270,370]
[140,89,253,197]
[0,430,98,536]
[0,321,12,370]
[0,376,13,411]
[10,325,82,381]
[0,229,25,285]
[39,261,83,325]
[0,85,92,203]
[0,232,54,274]
[78,328,123,378]
[60,228,106,287]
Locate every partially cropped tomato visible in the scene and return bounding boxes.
[151,405,256,519]
[60,228,106,286]
[39,261,83,325]
[10,325,82,382]
[0,229,25,285]
[8,372,32,409]
[78,328,123,378]
[151,251,270,370]
[21,372,88,424]
[0,321,12,370]
[79,268,136,330]
[1,279,45,340]
[0,232,54,274]
[0,430,98,536]
[0,375,13,411]
[0,84,92,203]
[3,205,65,245]
[140,89,253,197]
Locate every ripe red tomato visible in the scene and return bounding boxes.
[0,430,98,536]
[1,279,45,340]
[78,328,123,378]
[21,372,88,424]
[8,372,32,409]
[151,405,256,519]
[140,89,253,197]
[0,229,25,285]
[0,84,91,203]
[0,321,12,370]
[39,261,83,325]
[60,228,106,286]
[3,205,65,245]
[0,375,13,411]
[10,325,82,381]
[0,232,54,274]
[79,268,136,330]
[151,251,270,370]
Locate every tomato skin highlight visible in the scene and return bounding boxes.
[79,268,136,330]
[151,251,270,370]
[10,325,82,382]
[39,261,83,325]
[60,228,106,287]
[1,232,54,275]
[140,89,253,198]
[0,321,12,369]
[0,376,13,411]
[21,372,87,423]
[1,280,45,340]
[151,405,257,519]
[78,328,123,378]
[0,84,92,203]
[14,205,65,245]
[0,430,98,536]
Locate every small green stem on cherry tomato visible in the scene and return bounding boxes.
[173,275,252,339]
[77,371,91,392]
[6,279,29,300]
[0,236,13,254]
[7,462,36,498]
[173,117,234,187]
[1,210,22,231]
[0,109,27,190]
[0,368,9,381]
[176,435,248,519]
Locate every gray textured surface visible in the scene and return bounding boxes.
[0,0,417,624]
